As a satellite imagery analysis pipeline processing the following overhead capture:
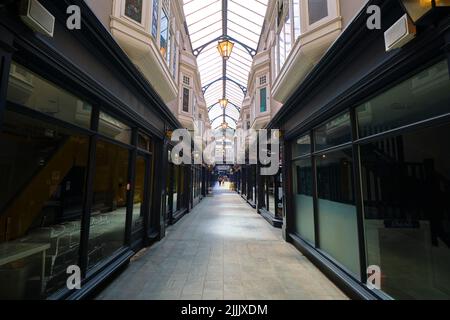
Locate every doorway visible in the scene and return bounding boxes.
[130,153,153,245]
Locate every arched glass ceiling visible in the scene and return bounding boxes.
[183,0,268,131]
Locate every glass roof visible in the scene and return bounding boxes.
[183,0,268,131]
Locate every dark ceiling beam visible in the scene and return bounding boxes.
[214,125,236,132]
[202,76,247,95]
[211,114,238,124]
[192,35,256,58]
[222,0,228,127]
[222,0,228,35]
[208,101,241,113]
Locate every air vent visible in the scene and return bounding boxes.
[20,0,55,37]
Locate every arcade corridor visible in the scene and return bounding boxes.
[1,0,450,302]
[96,186,347,300]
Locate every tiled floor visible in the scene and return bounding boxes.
[96,186,348,300]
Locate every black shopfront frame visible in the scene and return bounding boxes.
[246,165,258,208]
[287,84,450,301]
[1,97,161,300]
[0,1,180,300]
[257,136,284,228]
[164,150,192,226]
[268,0,450,300]
[259,173,283,228]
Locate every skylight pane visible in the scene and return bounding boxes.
[183,0,268,131]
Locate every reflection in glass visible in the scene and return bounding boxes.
[124,0,143,23]
[308,0,328,24]
[183,88,190,113]
[137,132,152,152]
[292,134,311,158]
[132,156,146,232]
[361,124,450,299]
[260,87,267,113]
[160,9,170,60]
[7,62,92,129]
[179,166,185,210]
[88,140,129,269]
[316,149,360,277]
[279,11,292,69]
[261,177,267,209]
[151,0,159,39]
[357,60,450,138]
[194,167,201,199]
[293,158,315,244]
[400,0,434,22]
[166,162,172,218]
[267,176,277,216]
[98,112,132,144]
[248,166,256,202]
[242,169,247,197]
[172,165,186,212]
[0,111,88,299]
[315,112,352,151]
[173,165,179,212]
[293,0,301,39]
[199,168,203,197]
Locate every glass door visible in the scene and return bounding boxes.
[131,154,152,238]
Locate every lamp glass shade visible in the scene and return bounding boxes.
[217,40,234,60]
[219,98,229,108]
[400,0,448,22]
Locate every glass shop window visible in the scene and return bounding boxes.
[293,0,301,39]
[260,87,267,113]
[88,139,130,269]
[124,0,143,23]
[151,0,159,39]
[266,175,277,216]
[361,122,450,299]
[172,44,178,79]
[165,162,172,216]
[7,62,92,129]
[279,11,292,69]
[173,165,184,211]
[137,132,152,152]
[356,60,450,139]
[292,134,311,158]
[132,155,147,232]
[308,0,328,25]
[293,158,315,244]
[315,112,352,151]
[160,9,170,61]
[316,149,360,277]
[0,110,89,299]
[182,87,190,113]
[98,112,132,144]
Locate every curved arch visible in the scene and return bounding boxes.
[210,114,238,125]
[214,125,236,132]
[208,101,241,113]
[202,77,247,95]
[193,35,257,58]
